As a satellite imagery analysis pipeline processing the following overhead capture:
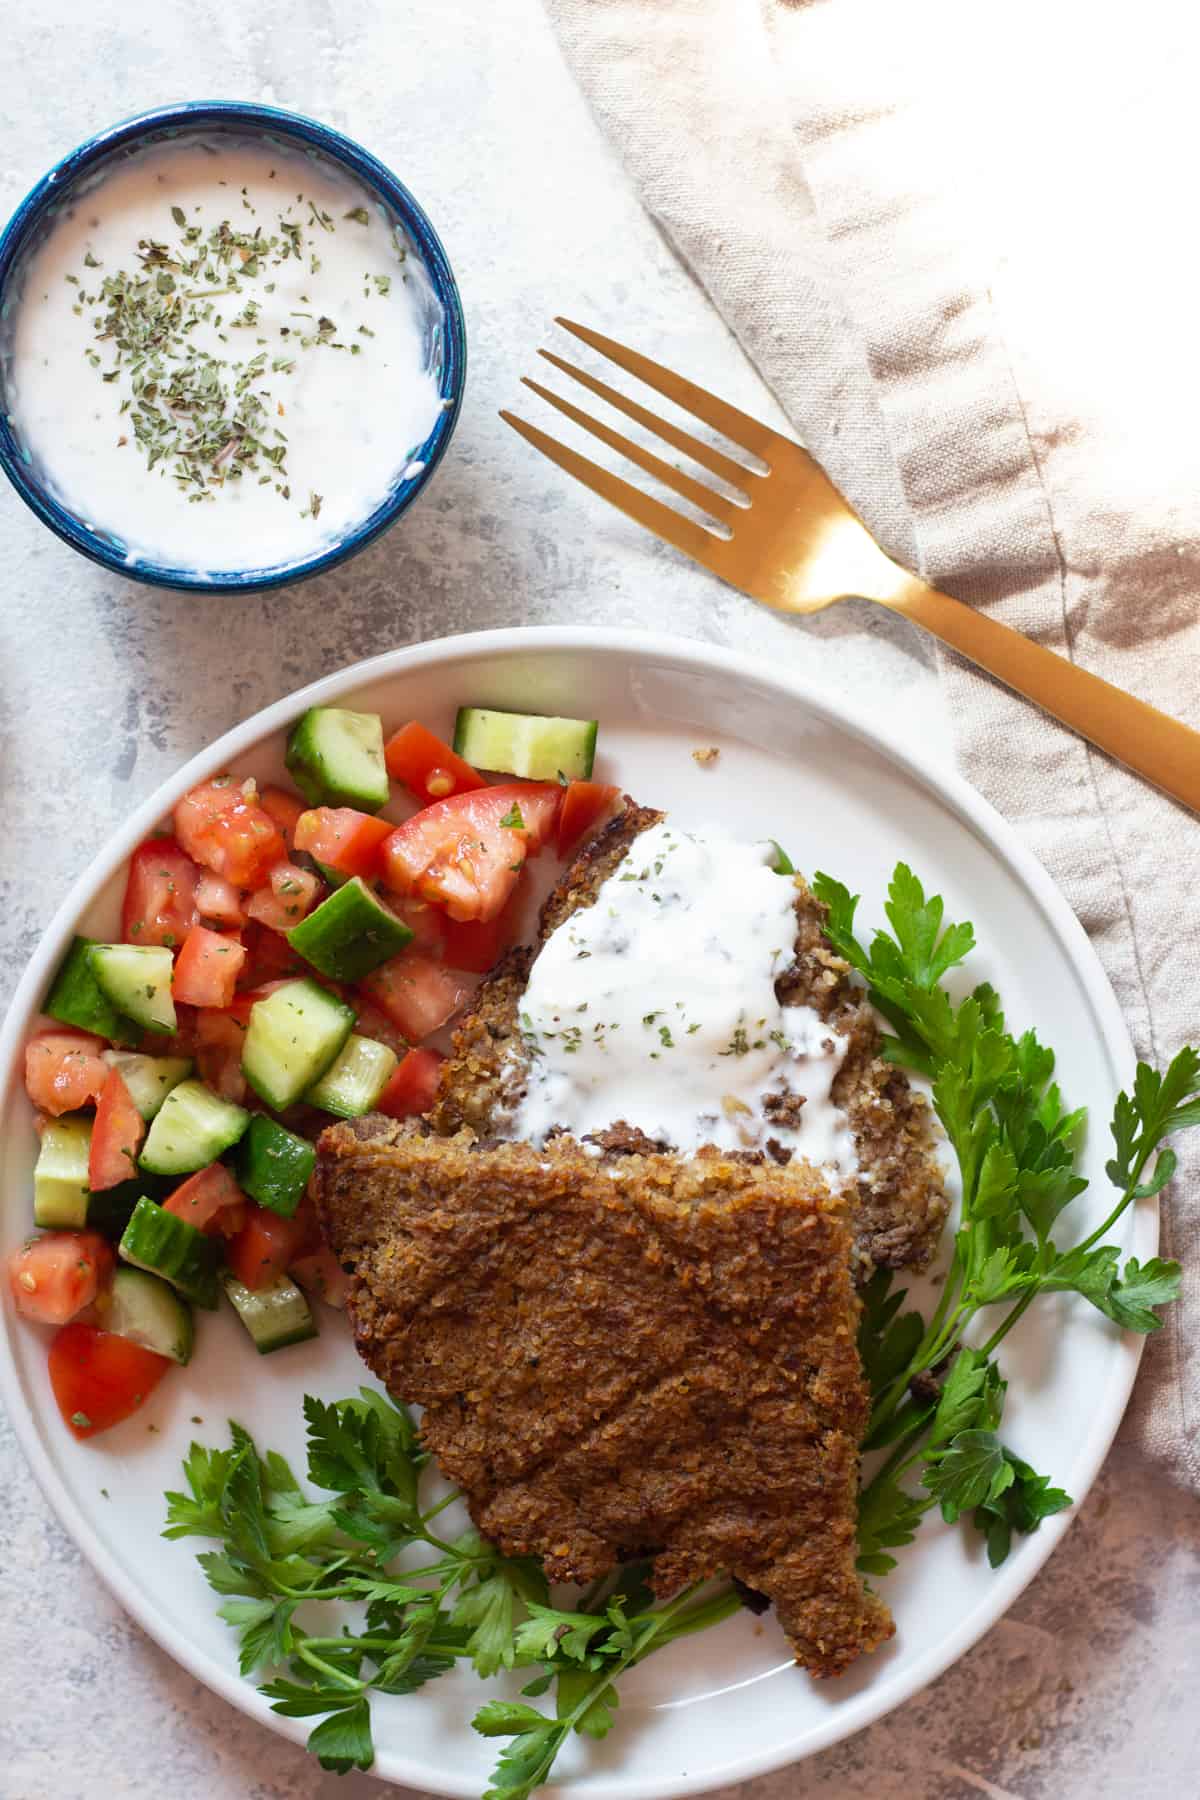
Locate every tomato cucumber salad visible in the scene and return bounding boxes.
[7,702,617,1442]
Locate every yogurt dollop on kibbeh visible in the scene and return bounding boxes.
[7,135,444,571]
[511,822,860,1176]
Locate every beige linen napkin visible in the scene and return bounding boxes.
[543,0,1200,1484]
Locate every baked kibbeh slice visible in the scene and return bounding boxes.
[429,796,946,1276]
[314,1118,895,1678]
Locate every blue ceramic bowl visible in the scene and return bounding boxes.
[0,102,466,592]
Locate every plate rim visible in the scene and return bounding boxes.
[0,624,1144,1797]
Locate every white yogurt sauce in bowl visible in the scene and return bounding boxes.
[0,109,461,586]
[511,822,860,1181]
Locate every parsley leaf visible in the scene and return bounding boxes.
[857,1269,925,1395]
[480,1722,565,1800]
[455,1568,534,1676]
[855,1475,929,1576]
[306,1698,374,1773]
[924,1429,1015,1520]
[1046,1246,1182,1332]
[972,1454,1071,1567]
[513,1603,609,1665]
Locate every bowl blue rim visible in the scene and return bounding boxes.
[0,100,466,593]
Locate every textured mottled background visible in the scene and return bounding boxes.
[0,3,1196,1797]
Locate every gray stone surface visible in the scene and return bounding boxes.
[0,3,1194,1797]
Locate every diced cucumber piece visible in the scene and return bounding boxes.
[285,707,389,812]
[139,1079,249,1176]
[106,1266,194,1365]
[304,1033,398,1118]
[102,1051,193,1121]
[241,978,356,1111]
[287,878,413,981]
[220,1269,318,1353]
[453,706,598,781]
[45,936,138,1042]
[236,1115,315,1219]
[88,943,177,1034]
[119,1195,220,1309]
[33,1115,92,1229]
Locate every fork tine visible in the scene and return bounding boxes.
[499,410,728,566]
[520,377,741,527]
[555,318,788,464]
[537,350,753,490]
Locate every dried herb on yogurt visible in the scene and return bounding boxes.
[67,203,383,509]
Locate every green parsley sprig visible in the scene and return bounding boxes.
[164,1390,738,1793]
[811,864,1196,1571]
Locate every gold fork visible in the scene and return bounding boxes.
[502,319,1200,814]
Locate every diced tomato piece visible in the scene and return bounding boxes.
[290,1247,349,1310]
[245,862,322,934]
[376,1047,445,1119]
[151,1002,198,1060]
[238,920,306,988]
[120,838,201,948]
[289,1193,323,1259]
[389,895,447,956]
[49,1322,169,1438]
[174,777,286,888]
[380,783,561,922]
[511,786,561,853]
[212,1201,248,1239]
[258,785,306,851]
[348,1000,411,1059]
[9,1232,114,1326]
[193,1008,248,1104]
[440,904,518,974]
[384,720,486,805]
[88,1069,146,1191]
[164,1162,246,1234]
[24,1031,110,1116]
[195,874,246,929]
[293,807,394,880]
[226,1201,317,1291]
[556,781,621,857]
[361,954,469,1041]
[172,926,246,1009]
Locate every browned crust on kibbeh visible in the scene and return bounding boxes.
[313,1118,895,1678]
[429,797,946,1275]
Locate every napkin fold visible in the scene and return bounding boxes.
[544,0,1200,1484]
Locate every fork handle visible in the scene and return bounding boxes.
[894,577,1200,812]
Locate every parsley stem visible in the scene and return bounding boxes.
[563,1580,709,1720]
[979,1285,1040,1357]
[1069,1179,1141,1259]
[301,1634,454,1655]
[644,1584,741,1642]
[419,1527,469,1557]
[859,1419,934,1512]
[867,1289,970,1438]
[295,1643,365,1692]
[419,1489,461,1524]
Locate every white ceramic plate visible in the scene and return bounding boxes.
[0,628,1146,1798]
